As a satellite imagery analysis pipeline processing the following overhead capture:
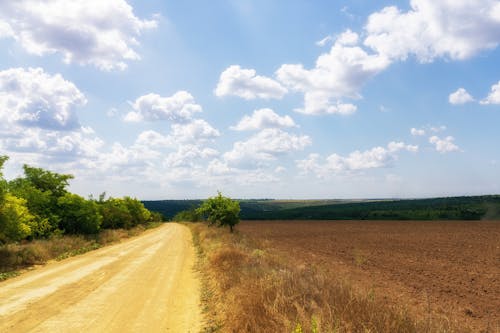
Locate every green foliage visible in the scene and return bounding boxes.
[0,156,158,244]
[58,193,102,234]
[22,165,73,198]
[0,155,8,201]
[197,192,240,232]
[123,196,151,227]
[99,197,133,229]
[8,165,73,235]
[98,196,154,229]
[8,178,60,236]
[172,207,202,222]
[0,193,35,243]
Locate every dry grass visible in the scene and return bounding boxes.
[189,223,463,333]
[0,223,160,280]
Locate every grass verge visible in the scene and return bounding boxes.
[0,222,164,281]
[189,223,463,333]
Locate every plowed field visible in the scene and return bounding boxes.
[239,220,500,332]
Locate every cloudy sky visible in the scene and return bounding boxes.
[0,0,499,199]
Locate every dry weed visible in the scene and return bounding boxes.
[189,223,462,333]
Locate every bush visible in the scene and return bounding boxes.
[0,193,35,243]
[58,193,102,234]
[172,208,202,222]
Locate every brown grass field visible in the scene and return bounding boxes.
[237,220,500,332]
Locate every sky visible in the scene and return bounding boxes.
[0,0,499,200]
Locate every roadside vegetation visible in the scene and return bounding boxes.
[189,222,463,333]
[0,155,162,278]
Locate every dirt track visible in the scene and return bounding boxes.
[0,223,201,333]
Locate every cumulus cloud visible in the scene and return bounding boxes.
[223,128,311,168]
[0,67,86,130]
[124,91,202,123]
[411,127,426,136]
[231,108,297,131]
[297,141,418,177]
[164,145,218,168]
[215,65,287,100]
[364,0,500,62]
[429,136,460,153]
[480,80,500,104]
[0,0,157,71]
[276,31,390,115]
[170,119,220,143]
[0,126,104,168]
[449,88,474,105]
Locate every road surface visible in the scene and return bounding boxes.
[0,223,201,332]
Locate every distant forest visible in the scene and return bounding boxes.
[143,195,500,221]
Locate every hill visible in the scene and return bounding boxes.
[143,195,500,221]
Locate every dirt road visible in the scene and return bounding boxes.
[0,223,201,333]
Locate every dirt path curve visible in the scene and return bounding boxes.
[0,223,201,333]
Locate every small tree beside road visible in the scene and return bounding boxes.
[197,192,240,233]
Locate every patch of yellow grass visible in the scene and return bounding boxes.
[189,223,463,333]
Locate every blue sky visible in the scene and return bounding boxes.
[0,0,499,199]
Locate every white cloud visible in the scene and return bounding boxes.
[170,119,220,143]
[364,0,500,62]
[223,128,311,168]
[480,80,500,104]
[430,125,447,133]
[0,0,157,71]
[125,91,202,123]
[411,127,426,136]
[297,141,418,177]
[316,36,334,47]
[0,126,104,165]
[134,130,171,148]
[215,65,287,100]
[337,29,359,46]
[316,30,358,47]
[231,108,297,131]
[164,145,218,168]
[429,136,460,153]
[276,32,390,115]
[449,88,474,105]
[0,67,86,130]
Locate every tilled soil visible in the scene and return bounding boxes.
[239,220,500,332]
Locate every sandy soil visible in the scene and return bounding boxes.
[0,223,201,333]
[239,220,500,332]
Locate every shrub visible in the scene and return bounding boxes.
[57,193,102,234]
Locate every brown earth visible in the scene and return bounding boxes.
[0,223,201,333]
[239,220,500,332]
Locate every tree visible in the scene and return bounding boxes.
[197,192,240,232]
[99,197,133,229]
[0,156,9,203]
[8,165,74,235]
[122,197,151,227]
[57,193,102,234]
[0,193,35,243]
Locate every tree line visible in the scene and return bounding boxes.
[0,156,161,244]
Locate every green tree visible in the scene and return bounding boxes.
[99,197,133,229]
[0,193,36,243]
[172,207,201,222]
[57,193,102,234]
[197,192,240,232]
[22,165,73,198]
[123,197,151,227]
[0,156,9,204]
[8,165,74,235]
